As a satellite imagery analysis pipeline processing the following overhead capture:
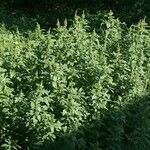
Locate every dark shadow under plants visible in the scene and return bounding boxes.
[45,95,150,150]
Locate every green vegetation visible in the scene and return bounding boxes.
[0,1,150,150]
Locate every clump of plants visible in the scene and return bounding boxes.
[0,12,149,149]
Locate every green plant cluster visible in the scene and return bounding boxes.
[0,13,150,149]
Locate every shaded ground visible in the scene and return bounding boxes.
[41,94,150,150]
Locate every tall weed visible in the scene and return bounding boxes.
[0,12,149,149]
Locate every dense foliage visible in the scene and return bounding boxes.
[0,13,150,149]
